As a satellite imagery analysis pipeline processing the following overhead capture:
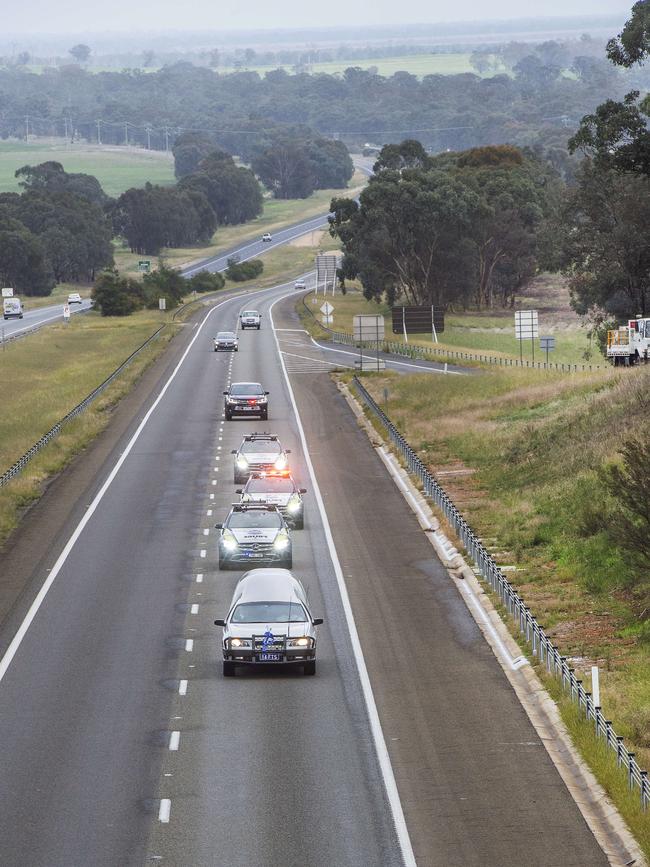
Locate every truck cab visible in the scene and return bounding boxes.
[3,298,23,320]
[607,317,650,365]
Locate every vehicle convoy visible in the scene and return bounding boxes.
[607,317,650,365]
[215,503,292,570]
[214,331,239,352]
[3,297,23,320]
[232,433,291,484]
[214,568,322,676]
[240,309,261,330]
[224,382,269,421]
[238,472,306,529]
[67,292,82,305]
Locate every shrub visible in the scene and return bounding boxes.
[225,257,264,282]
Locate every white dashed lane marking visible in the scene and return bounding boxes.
[158,799,171,823]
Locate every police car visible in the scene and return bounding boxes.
[231,433,290,484]
[215,503,292,570]
[237,472,306,529]
[214,568,322,676]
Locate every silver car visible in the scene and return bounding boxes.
[240,309,261,330]
[238,471,306,529]
[214,568,323,676]
[215,503,292,570]
[232,433,290,484]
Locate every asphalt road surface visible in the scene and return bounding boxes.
[0,279,609,866]
[0,298,92,342]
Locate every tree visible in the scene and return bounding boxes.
[69,44,91,64]
[172,132,215,179]
[606,1,650,67]
[92,268,142,316]
[373,140,429,173]
[0,216,54,296]
[306,138,353,189]
[225,257,263,281]
[15,161,108,206]
[252,142,314,199]
[560,161,650,320]
[188,270,225,293]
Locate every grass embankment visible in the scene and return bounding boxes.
[354,364,650,854]
[0,140,174,197]
[0,309,175,544]
[301,275,597,367]
[113,169,367,277]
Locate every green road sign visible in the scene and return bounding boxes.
[138,260,151,273]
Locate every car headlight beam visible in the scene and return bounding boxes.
[273,532,290,551]
[222,529,238,552]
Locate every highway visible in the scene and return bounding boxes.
[0,276,610,866]
[0,298,92,342]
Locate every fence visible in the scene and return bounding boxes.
[352,374,649,810]
[0,325,164,489]
[301,294,604,373]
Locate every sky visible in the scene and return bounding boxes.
[2,0,632,36]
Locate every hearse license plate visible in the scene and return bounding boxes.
[259,653,282,662]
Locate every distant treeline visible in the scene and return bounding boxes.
[0,35,647,176]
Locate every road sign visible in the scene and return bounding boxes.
[540,335,555,366]
[315,253,341,294]
[514,310,539,339]
[138,260,151,273]
[1,287,14,298]
[63,305,70,321]
[391,306,445,339]
[353,314,385,342]
[354,356,386,371]
[159,297,167,311]
[320,314,333,326]
[320,301,334,317]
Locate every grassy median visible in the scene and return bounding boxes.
[0,309,175,544]
[352,363,650,855]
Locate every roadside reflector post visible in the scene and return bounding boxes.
[591,665,600,709]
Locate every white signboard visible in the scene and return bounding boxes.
[353,314,385,342]
[320,301,334,317]
[515,310,539,340]
[63,305,71,320]
[158,297,167,311]
[321,314,333,326]
[1,287,14,298]
[315,253,341,293]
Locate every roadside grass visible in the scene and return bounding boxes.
[300,276,599,367]
[0,139,174,196]
[18,283,93,312]
[0,309,175,544]
[113,170,367,277]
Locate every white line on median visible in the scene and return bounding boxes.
[169,731,180,751]
[190,604,199,614]
[185,639,193,652]
[158,799,171,823]
[269,293,417,867]
[178,679,188,695]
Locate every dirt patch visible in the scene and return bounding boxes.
[289,229,325,248]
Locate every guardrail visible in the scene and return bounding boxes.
[352,374,649,811]
[301,294,604,373]
[0,325,165,490]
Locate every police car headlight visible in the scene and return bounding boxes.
[222,529,238,551]
[287,494,301,513]
[287,636,314,648]
[274,454,287,470]
[236,456,249,470]
[273,531,290,551]
[228,637,251,648]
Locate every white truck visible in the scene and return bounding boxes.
[607,317,650,365]
[3,297,23,320]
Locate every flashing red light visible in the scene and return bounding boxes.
[247,399,256,405]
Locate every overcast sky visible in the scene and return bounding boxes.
[3,0,632,36]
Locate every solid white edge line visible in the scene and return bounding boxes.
[158,799,171,823]
[0,280,291,688]
[269,293,417,867]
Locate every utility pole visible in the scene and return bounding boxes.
[96,119,101,144]
[63,117,68,140]
[146,126,151,150]
[24,115,29,141]
[124,121,128,146]
[164,127,170,152]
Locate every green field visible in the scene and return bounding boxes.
[0,140,175,196]
[219,52,478,78]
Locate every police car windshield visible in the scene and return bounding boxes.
[247,477,293,492]
[231,602,307,623]
[230,384,263,396]
[228,511,283,528]
[241,440,281,455]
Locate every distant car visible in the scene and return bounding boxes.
[224,382,269,421]
[215,568,322,676]
[238,472,306,529]
[215,504,292,570]
[240,310,261,330]
[67,293,82,305]
[262,232,272,242]
[294,278,306,290]
[231,433,291,484]
[214,331,239,352]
